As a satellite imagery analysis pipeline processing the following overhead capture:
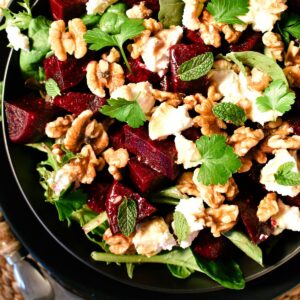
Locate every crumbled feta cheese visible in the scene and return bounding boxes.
[132,217,176,257]
[238,0,288,33]
[260,149,300,197]
[86,0,118,15]
[126,1,152,19]
[174,134,201,169]
[141,26,183,77]
[149,103,193,140]
[272,200,300,235]
[6,26,30,52]
[110,81,155,114]
[182,0,206,31]
[172,197,206,248]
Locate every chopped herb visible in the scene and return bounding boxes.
[278,12,300,44]
[213,102,247,126]
[117,198,138,236]
[274,162,300,186]
[45,78,61,97]
[173,211,190,243]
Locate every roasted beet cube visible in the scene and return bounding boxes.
[128,157,167,193]
[53,92,106,115]
[86,181,111,213]
[123,0,159,12]
[159,73,172,92]
[44,55,88,92]
[126,58,161,85]
[185,29,212,49]
[193,229,231,261]
[123,125,179,180]
[285,116,300,135]
[182,127,202,141]
[5,97,58,143]
[109,126,125,150]
[106,180,157,234]
[169,44,210,93]
[49,0,87,21]
[230,30,262,52]
[236,194,273,244]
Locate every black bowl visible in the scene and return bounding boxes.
[2,0,300,294]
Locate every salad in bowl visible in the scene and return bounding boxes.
[1,0,300,291]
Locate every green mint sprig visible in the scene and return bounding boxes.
[173,211,190,243]
[45,78,61,97]
[274,162,300,186]
[117,198,138,236]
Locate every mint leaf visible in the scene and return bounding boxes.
[278,12,300,44]
[84,18,144,71]
[100,97,146,128]
[206,0,249,24]
[212,102,247,126]
[117,198,138,236]
[196,134,241,185]
[45,78,61,97]
[173,211,190,243]
[178,52,214,81]
[158,0,185,28]
[274,162,300,186]
[256,80,295,117]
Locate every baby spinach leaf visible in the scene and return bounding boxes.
[158,0,184,28]
[167,265,194,279]
[223,230,263,266]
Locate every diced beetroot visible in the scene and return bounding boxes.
[282,195,300,208]
[126,58,161,85]
[106,180,157,234]
[123,125,179,180]
[230,31,262,52]
[159,73,172,92]
[169,44,210,93]
[86,181,111,213]
[128,157,167,193]
[43,55,88,92]
[49,0,87,21]
[123,0,159,12]
[5,97,58,143]
[236,194,273,244]
[53,92,106,115]
[109,126,125,150]
[185,30,212,50]
[193,229,231,261]
[286,117,300,135]
[182,127,202,141]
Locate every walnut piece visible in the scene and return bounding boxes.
[267,135,300,150]
[247,68,271,92]
[176,172,200,197]
[86,51,125,98]
[257,192,279,223]
[284,65,300,88]
[205,204,239,237]
[49,18,87,61]
[229,126,264,157]
[262,32,284,62]
[285,41,300,67]
[101,47,120,63]
[103,228,134,255]
[238,155,253,173]
[152,89,184,107]
[195,177,239,208]
[102,148,129,180]
[126,1,152,19]
[45,115,74,138]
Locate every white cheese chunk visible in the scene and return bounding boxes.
[238,0,288,33]
[132,217,176,257]
[110,81,155,114]
[260,149,300,197]
[172,197,206,248]
[175,133,201,169]
[182,0,206,31]
[141,26,183,77]
[149,103,193,140]
[6,26,29,52]
[126,1,152,19]
[272,200,300,235]
[86,0,118,15]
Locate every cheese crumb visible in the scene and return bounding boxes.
[6,26,29,52]
[182,0,206,31]
[86,0,118,15]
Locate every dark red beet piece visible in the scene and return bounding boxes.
[106,180,157,234]
[109,126,125,150]
[126,58,161,85]
[182,127,202,141]
[53,92,106,115]
[185,29,212,49]
[236,194,273,244]
[128,157,167,193]
[230,31,262,52]
[5,97,58,143]
[287,117,300,135]
[49,0,87,21]
[123,125,179,180]
[86,181,111,213]
[282,195,300,208]
[169,44,210,93]
[123,0,159,12]
[159,73,172,92]
[193,229,231,261]
[44,55,88,92]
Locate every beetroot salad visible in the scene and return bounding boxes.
[1,0,300,290]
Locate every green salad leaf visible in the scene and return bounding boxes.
[278,12,300,44]
[206,0,249,24]
[196,134,241,185]
[158,0,185,28]
[167,265,194,279]
[126,263,135,279]
[274,162,300,186]
[178,52,214,81]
